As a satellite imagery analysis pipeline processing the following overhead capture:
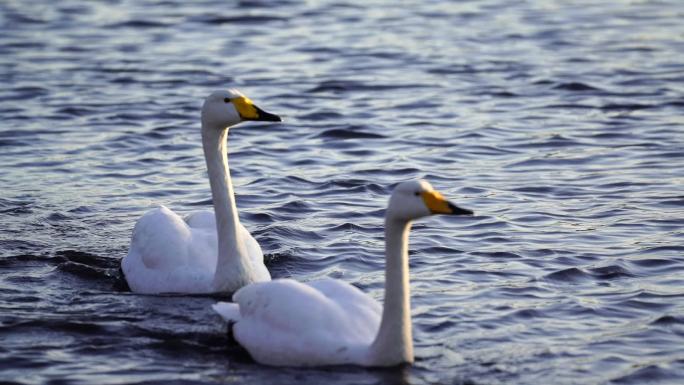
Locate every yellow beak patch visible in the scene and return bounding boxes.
[232,96,259,120]
[421,190,452,214]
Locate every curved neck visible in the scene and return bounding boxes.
[368,216,414,366]
[201,123,253,292]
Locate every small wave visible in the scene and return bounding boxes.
[326,222,371,232]
[505,156,594,169]
[193,15,288,25]
[106,20,170,29]
[266,224,326,241]
[471,251,521,259]
[650,315,684,326]
[0,198,34,214]
[46,212,71,221]
[552,82,602,91]
[640,245,684,255]
[510,308,543,319]
[544,264,635,283]
[324,178,384,191]
[510,186,556,194]
[541,103,596,110]
[0,138,31,149]
[616,299,672,311]
[656,198,684,207]
[600,103,653,111]
[1,86,49,101]
[628,258,677,268]
[5,319,115,335]
[419,319,456,333]
[490,90,518,98]
[664,100,684,108]
[307,80,427,94]
[588,265,635,280]
[55,106,97,117]
[544,267,589,282]
[508,135,585,149]
[299,111,345,120]
[277,199,316,213]
[611,364,675,384]
[68,206,92,214]
[242,212,274,224]
[315,127,385,140]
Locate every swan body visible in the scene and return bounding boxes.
[122,90,281,294]
[214,278,381,366]
[213,180,473,366]
[123,207,267,293]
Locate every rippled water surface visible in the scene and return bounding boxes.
[1,0,684,384]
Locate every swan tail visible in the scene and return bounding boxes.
[212,302,241,323]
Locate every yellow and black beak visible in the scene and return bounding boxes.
[231,95,282,122]
[421,190,473,216]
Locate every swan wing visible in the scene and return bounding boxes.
[220,278,381,366]
[184,209,216,229]
[126,206,191,271]
[123,206,219,294]
[308,278,382,341]
[123,207,268,294]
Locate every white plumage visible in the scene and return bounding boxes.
[121,90,281,294]
[123,207,268,294]
[214,180,474,366]
[214,278,381,366]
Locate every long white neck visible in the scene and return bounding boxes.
[201,123,254,293]
[368,216,414,366]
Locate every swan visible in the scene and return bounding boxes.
[213,180,473,367]
[121,89,282,294]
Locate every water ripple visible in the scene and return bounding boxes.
[1,0,683,384]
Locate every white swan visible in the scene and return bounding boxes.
[121,89,282,294]
[213,180,473,367]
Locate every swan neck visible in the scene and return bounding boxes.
[369,216,414,366]
[201,124,252,292]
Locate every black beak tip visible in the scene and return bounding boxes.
[448,202,474,216]
[260,114,281,122]
[254,106,282,122]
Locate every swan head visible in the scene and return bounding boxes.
[201,89,281,130]
[387,180,473,221]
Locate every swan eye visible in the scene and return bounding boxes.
[224,98,231,103]
[414,191,421,197]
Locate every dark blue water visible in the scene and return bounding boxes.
[1,1,683,384]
